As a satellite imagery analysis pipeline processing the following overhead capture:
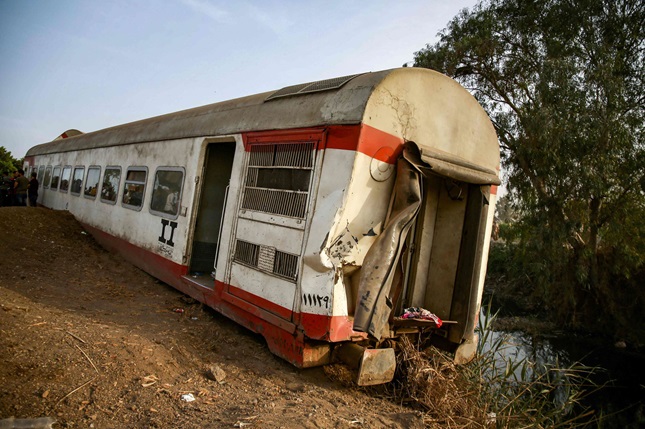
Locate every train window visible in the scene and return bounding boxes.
[50,166,61,190]
[38,166,45,183]
[241,142,315,219]
[71,167,84,195]
[149,167,184,219]
[100,167,121,204]
[59,166,72,193]
[84,166,101,199]
[44,166,52,189]
[122,167,147,211]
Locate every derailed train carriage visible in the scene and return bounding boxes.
[25,68,500,385]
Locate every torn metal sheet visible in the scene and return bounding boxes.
[353,143,422,338]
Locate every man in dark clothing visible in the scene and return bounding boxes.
[13,169,29,206]
[28,172,39,207]
[0,171,11,206]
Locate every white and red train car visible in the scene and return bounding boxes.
[25,68,500,384]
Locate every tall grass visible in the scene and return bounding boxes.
[379,304,599,428]
[468,304,599,428]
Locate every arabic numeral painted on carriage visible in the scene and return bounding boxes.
[303,293,329,308]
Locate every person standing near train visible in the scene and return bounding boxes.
[0,171,12,206]
[28,172,39,207]
[13,169,29,206]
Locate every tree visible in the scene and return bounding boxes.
[0,146,21,174]
[414,0,645,337]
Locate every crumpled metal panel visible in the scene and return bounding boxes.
[352,143,422,338]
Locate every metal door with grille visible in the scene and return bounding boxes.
[227,132,322,320]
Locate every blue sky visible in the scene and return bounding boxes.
[1,0,478,158]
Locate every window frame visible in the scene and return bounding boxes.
[84,166,101,200]
[59,165,72,193]
[44,166,52,189]
[100,166,122,205]
[149,166,185,220]
[37,166,45,183]
[121,166,148,211]
[70,166,85,196]
[50,166,61,190]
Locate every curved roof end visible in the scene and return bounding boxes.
[53,129,84,141]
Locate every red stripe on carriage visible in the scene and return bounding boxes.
[357,124,404,163]
[80,223,361,344]
[242,124,403,165]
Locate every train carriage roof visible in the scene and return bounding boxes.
[27,68,500,184]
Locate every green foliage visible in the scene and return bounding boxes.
[414,0,645,337]
[0,146,21,174]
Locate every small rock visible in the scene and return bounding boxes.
[286,382,305,393]
[205,365,226,383]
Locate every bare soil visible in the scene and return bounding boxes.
[0,207,425,428]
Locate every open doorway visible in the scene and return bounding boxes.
[188,141,236,285]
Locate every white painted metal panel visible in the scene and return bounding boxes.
[298,267,336,316]
[322,152,394,268]
[235,217,304,255]
[229,262,296,312]
[364,68,499,180]
[32,137,202,265]
[299,148,355,317]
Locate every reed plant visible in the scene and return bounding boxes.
[467,303,599,428]
[379,303,599,428]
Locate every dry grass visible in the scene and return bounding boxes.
[323,306,599,428]
[322,330,598,428]
[322,338,489,427]
[387,336,489,428]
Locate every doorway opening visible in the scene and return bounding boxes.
[188,141,236,286]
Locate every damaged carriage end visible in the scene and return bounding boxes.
[346,141,498,377]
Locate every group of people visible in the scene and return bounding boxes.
[0,169,39,207]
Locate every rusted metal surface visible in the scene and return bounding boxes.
[26,71,387,156]
[335,343,396,386]
[358,348,396,386]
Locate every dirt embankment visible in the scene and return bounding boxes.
[0,207,425,428]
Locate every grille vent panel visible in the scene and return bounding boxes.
[242,188,308,218]
[233,240,298,282]
[265,74,363,101]
[241,142,315,219]
[234,240,259,267]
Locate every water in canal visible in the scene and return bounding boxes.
[480,324,645,427]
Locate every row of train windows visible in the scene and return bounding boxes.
[30,164,185,219]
